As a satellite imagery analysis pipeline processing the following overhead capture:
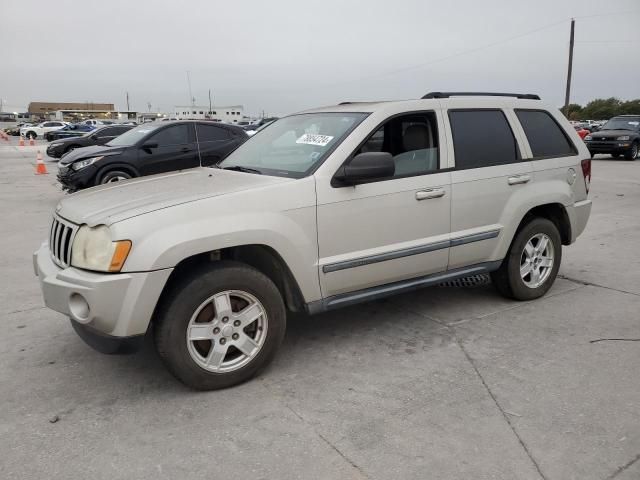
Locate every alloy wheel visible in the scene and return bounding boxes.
[186,290,268,373]
[520,233,554,289]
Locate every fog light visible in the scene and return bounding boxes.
[69,293,90,322]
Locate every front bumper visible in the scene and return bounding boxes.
[34,243,173,350]
[585,140,633,153]
[57,164,99,191]
[46,144,64,158]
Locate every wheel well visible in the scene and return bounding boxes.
[157,245,306,315]
[517,203,572,245]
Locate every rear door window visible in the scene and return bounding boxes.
[449,110,520,169]
[516,110,576,158]
[196,124,231,142]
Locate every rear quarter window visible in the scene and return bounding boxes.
[449,110,520,169]
[515,110,577,158]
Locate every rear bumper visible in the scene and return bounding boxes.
[34,243,173,342]
[566,199,592,242]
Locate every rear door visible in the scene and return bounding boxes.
[137,123,199,175]
[446,108,532,269]
[195,123,244,166]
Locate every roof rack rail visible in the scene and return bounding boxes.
[422,92,540,100]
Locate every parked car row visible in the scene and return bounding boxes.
[55,120,248,191]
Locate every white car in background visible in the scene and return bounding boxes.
[20,121,69,140]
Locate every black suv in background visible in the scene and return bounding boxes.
[57,120,248,191]
[584,115,640,160]
[46,125,134,158]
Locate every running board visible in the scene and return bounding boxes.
[306,261,502,315]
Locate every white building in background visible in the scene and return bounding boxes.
[174,105,244,124]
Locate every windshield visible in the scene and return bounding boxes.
[219,113,367,177]
[107,124,161,146]
[600,117,640,131]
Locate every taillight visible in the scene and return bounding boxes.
[580,159,591,194]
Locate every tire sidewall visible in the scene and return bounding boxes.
[98,169,132,184]
[505,218,562,300]
[155,262,286,390]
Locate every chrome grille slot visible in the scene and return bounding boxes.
[49,216,78,268]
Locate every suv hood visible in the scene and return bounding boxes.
[55,167,292,226]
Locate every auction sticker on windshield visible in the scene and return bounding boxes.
[296,133,334,146]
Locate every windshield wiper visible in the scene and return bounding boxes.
[219,165,263,174]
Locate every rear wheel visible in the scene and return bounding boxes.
[491,218,561,300]
[26,131,37,140]
[624,142,638,160]
[97,169,133,185]
[154,261,286,390]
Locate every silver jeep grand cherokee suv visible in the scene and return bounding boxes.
[35,92,592,390]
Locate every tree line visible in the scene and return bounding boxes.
[563,98,640,121]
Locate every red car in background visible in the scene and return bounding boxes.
[574,125,590,140]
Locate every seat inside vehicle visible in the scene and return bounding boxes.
[357,113,439,176]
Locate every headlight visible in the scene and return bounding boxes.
[71,225,131,272]
[71,156,103,171]
[617,135,630,141]
[584,135,592,141]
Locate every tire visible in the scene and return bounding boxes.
[623,142,638,160]
[97,169,133,185]
[611,153,620,158]
[154,261,286,390]
[26,131,37,140]
[491,218,562,301]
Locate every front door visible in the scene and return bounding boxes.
[137,123,199,175]
[316,111,451,298]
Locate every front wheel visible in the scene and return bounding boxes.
[154,261,286,390]
[491,218,561,301]
[98,169,132,184]
[26,131,37,140]
[624,142,638,160]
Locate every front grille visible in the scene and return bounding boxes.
[49,216,78,268]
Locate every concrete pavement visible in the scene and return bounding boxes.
[0,135,638,479]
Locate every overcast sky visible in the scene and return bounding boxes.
[2,0,639,116]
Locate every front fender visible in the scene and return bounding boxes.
[111,188,321,303]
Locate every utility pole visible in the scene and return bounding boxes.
[126,92,130,111]
[187,71,194,107]
[208,89,213,115]
[563,18,575,117]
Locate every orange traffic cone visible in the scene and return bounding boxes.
[35,151,48,175]
[29,136,35,146]
[19,136,25,147]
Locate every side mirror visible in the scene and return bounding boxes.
[141,141,158,151]
[333,152,395,186]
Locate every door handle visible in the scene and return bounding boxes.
[508,174,531,185]
[415,188,445,200]
[180,147,192,153]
